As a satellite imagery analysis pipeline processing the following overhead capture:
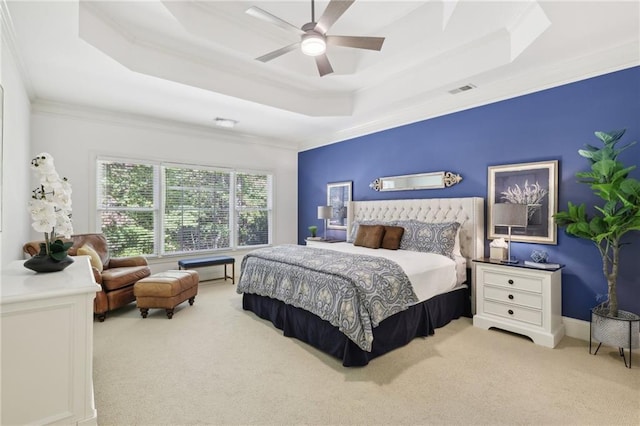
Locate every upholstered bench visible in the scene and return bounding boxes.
[178,255,235,284]
[134,270,199,319]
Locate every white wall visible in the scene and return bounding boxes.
[1,0,298,273]
[29,103,298,275]
[0,15,33,268]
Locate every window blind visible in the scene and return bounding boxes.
[96,158,272,257]
[97,160,157,257]
[236,172,271,247]
[163,166,230,253]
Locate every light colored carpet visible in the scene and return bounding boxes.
[93,281,640,425]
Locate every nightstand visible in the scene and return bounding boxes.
[472,258,565,348]
[305,238,346,247]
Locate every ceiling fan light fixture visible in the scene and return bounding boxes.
[301,32,326,56]
[247,0,384,76]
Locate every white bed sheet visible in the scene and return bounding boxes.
[315,242,464,303]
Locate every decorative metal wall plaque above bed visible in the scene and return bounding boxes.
[369,171,462,191]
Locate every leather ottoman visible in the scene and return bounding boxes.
[134,270,199,319]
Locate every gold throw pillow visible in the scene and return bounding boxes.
[77,244,104,272]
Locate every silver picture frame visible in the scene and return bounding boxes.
[327,181,352,230]
[488,160,558,245]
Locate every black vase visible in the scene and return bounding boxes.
[24,243,74,273]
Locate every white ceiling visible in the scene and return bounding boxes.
[4,1,639,151]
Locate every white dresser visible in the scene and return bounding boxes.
[1,257,100,425]
[473,259,565,348]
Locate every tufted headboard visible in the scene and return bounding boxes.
[346,197,485,262]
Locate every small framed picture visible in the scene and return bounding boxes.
[488,160,558,244]
[327,181,352,230]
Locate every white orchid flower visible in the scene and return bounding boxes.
[31,152,56,175]
[32,216,57,233]
[29,153,74,251]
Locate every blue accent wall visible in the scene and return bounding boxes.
[298,66,640,321]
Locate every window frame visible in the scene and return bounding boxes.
[95,156,273,258]
[234,170,274,249]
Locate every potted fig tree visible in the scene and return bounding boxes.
[554,129,640,366]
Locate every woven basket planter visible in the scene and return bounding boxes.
[591,304,640,349]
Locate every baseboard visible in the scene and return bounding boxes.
[563,316,590,342]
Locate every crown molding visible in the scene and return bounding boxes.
[0,0,36,99]
[31,99,298,151]
[298,40,640,152]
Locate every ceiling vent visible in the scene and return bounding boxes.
[449,84,476,95]
[214,117,238,128]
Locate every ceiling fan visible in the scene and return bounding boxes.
[246,0,385,77]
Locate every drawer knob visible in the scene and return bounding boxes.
[508,294,514,300]
[508,309,514,315]
[508,279,514,285]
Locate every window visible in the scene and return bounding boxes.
[164,166,230,253]
[97,161,156,257]
[97,158,272,257]
[236,172,272,246]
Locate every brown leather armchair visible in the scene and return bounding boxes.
[24,233,151,321]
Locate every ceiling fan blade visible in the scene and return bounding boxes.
[315,54,334,77]
[315,0,355,34]
[326,35,385,51]
[256,42,300,62]
[246,6,304,36]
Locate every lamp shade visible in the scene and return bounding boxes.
[493,203,528,227]
[317,206,332,220]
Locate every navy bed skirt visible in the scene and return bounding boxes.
[242,286,471,367]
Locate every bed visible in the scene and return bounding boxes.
[238,197,484,366]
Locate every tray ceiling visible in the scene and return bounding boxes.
[5,1,639,150]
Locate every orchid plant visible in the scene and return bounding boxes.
[28,153,74,260]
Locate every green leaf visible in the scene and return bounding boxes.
[564,129,639,251]
[49,239,72,261]
[595,129,625,145]
[50,251,67,261]
[602,200,618,217]
[589,216,607,233]
[578,149,597,160]
[592,159,619,178]
[555,202,595,240]
[591,183,615,201]
[620,178,640,198]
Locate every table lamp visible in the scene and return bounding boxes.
[317,206,332,240]
[493,203,528,264]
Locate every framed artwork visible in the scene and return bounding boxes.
[327,181,352,230]
[488,160,558,244]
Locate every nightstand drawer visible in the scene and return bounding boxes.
[483,300,543,326]
[483,270,543,293]
[483,286,543,310]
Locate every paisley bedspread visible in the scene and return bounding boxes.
[237,244,418,351]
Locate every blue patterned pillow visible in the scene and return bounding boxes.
[396,220,461,258]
